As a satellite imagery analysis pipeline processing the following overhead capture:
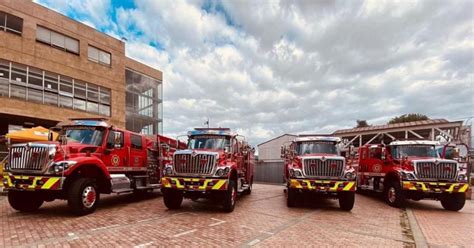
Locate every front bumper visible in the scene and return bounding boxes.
[402,181,469,193]
[161,177,228,191]
[1,173,63,191]
[288,179,356,192]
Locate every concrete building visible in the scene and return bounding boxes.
[256,134,296,183]
[0,1,163,138]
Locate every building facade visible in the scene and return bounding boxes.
[0,0,163,137]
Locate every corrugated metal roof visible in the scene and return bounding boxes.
[332,119,451,135]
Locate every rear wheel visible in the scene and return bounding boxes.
[384,181,405,208]
[287,188,297,207]
[441,193,465,211]
[338,191,355,211]
[8,191,44,212]
[68,178,100,216]
[223,180,237,212]
[163,189,183,210]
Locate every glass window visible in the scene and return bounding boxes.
[73,98,86,111]
[87,83,99,102]
[0,59,9,80]
[59,95,73,108]
[106,131,124,149]
[59,76,73,96]
[0,12,6,29]
[36,26,51,43]
[65,37,79,54]
[28,88,43,103]
[10,84,25,99]
[11,63,26,85]
[44,71,58,92]
[86,101,98,113]
[88,46,99,62]
[131,134,143,150]
[44,91,57,106]
[28,67,43,89]
[99,50,111,65]
[74,80,86,99]
[51,31,65,48]
[99,87,111,104]
[99,104,110,116]
[6,13,22,34]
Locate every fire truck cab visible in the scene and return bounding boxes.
[357,140,469,211]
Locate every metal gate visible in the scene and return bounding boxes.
[254,161,285,184]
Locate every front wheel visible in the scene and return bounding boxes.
[384,181,405,208]
[163,189,183,210]
[338,191,355,211]
[287,188,297,207]
[441,193,465,211]
[8,191,44,212]
[68,178,100,216]
[222,180,237,212]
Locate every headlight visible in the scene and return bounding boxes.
[400,171,416,180]
[163,166,173,176]
[215,167,230,177]
[457,174,467,182]
[53,161,76,174]
[289,169,303,178]
[344,172,356,180]
[49,147,56,159]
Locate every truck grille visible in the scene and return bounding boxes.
[303,158,344,177]
[415,161,457,180]
[9,145,52,172]
[174,153,216,175]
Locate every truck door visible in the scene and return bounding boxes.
[103,130,128,169]
[367,146,383,174]
[130,134,146,168]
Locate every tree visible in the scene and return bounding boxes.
[388,113,429,124]
[356,120,370,128]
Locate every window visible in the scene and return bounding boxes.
[0,11,23,35]
[106,131,124,149]
[131,134,143,150]
[36,25,79,55]
[0,59,111,116]
[88,45,111,66]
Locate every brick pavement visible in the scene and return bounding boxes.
[0,184,472,247]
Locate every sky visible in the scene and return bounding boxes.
[34,0,473,147]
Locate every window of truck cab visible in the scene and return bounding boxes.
[63,126,105,146]
[106,130,124,148]
[131,134,143,150]
[188,135,230,150]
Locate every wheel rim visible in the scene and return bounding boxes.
[82,186,97,208]
[388,187,396,203]
[231,186,236,206]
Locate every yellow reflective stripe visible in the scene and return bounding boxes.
[289,179,302,189]
[459,184,469,193]
[330,182,340,191]
[161,178,171,188]
[212,180,226,190]
[28,178,39,189]
[418,182,428,191]
[343,182,355,191]
[446,183,456,193]
[199,179,212,190]
[42,178,60,189]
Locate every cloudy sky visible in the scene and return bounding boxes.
[35,0,473,146]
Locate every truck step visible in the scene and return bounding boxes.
[113,188,134,194]
[136,184,160,190]
[238,184,250,193]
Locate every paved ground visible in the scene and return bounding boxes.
[0,184,472,247]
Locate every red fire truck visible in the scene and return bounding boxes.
[161,128,254,212]
[282,136,356,211]
[1,118,183,215]
[357,140,470,211]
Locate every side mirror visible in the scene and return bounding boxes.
[280,146,286,159]
[350,145,356,156]
[224,146,231,154]
[59,135,67,145]
[48,131,54,141]
[455,144,468,158]
[161,143,170,152]
[381,147,386,160]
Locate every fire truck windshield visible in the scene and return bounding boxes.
[63,127,105,146]
[296,142,337,155]
[188,135,230,150]
[391,145,438,159]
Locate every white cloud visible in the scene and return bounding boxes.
[35,0,474,146]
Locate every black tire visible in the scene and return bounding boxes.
[8,191,44,212]
[441,193,465,211]
[244,178,253,195]
[223,180,237,212]
[287,188,297,207]
[338,191,355,211]
[384,181,405,208]
[67,178,100,216]
[163,189,183,210]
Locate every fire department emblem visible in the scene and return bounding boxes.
[191,151,197,157]
[373,164,382,173]
[111,155,120,166]
[321,156,326,162]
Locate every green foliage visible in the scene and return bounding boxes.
[356,120,370,128]
[388,113,429,124]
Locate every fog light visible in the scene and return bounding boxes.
[457,174,467,182]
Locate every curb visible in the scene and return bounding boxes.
[406,209,428,248]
